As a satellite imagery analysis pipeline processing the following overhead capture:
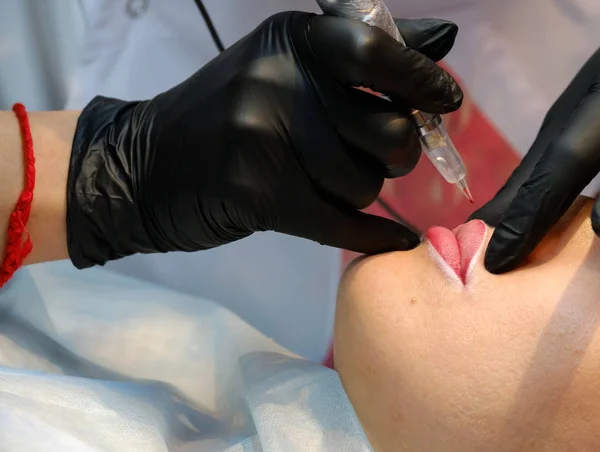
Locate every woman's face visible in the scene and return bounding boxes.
[334,197,600,452]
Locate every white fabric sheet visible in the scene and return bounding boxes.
[0,262,371,451]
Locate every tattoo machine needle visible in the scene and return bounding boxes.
[316,0,474,203]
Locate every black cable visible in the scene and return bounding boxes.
[191,0,408,229]
[375,195,418,232]
[192,0,226,53]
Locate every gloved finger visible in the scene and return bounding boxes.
[468,148,540,227]
[394,18,458,62]
[320,86,421,179]
[470,48,600,226]
[279,190,420,254]
[484,87,600,274]
[592,197,600,236]
[320,208,421,254]
[283,88,395,210]
[468,118,561,227]
[323,18,458,177]
[306,15,463,114]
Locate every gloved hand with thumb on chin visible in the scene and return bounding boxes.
[67,11,463,268]
[471,47,600,274]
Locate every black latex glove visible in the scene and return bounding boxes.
[471,48,600,274]
[67,12,462,268]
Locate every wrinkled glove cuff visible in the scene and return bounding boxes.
[67,96,159,269]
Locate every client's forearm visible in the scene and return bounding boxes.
[0,110,80,265]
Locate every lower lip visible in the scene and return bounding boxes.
[425,220,487,284]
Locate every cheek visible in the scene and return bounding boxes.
[336,249,600,450]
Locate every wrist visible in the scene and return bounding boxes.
[0,112,25,267]
[0,109,76,267]
[26,111,77,264]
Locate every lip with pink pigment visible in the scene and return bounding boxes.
[424,220,487,285]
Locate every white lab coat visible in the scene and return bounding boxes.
[1,0,600,364]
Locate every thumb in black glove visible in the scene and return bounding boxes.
[67,12,462,268]
[470,47,600,274]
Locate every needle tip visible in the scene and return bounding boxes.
[457,178,474,203]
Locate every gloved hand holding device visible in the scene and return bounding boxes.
[471,48,600,273]
[67,11,462,268]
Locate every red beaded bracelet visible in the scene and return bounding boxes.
[0,104,36,288]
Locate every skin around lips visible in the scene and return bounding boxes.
[334,197,600,452]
